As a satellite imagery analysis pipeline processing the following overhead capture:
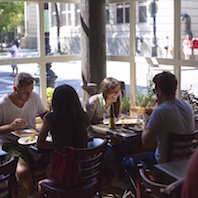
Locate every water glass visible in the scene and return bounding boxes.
[103,113,109,125]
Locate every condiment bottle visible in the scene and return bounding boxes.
[109,103,116,129]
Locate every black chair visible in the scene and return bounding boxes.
[38,138,107,198]
[28,145,53,184]
[0,155,19,198]
[160,178,184,198]
[137,163,183,198]
[167,130,198,162]
[137,163,167,198]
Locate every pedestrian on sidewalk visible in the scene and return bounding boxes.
[9,40,18,76]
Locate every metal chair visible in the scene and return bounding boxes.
[160,178,184,198]
[0,155,19,198]
[167,130,198,162]
[137,163,168,198]
[137,163,183,198]
[38,138,107,198]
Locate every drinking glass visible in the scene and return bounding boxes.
[103,113,110,125]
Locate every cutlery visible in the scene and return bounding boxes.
[26,124,39,133]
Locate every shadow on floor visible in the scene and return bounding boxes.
[18,170,124,198]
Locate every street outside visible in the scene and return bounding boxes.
[0,49,198,100]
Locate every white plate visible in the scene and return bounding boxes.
[103,119,121,125]
[18,136,38,145]
[119,118,143,125]
[12,128,39,137]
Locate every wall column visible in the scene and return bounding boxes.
[80,0,106,106]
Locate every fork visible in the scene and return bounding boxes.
[26,124,39,133]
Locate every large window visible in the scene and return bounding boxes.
[116,3,130,24]
[1,0,198,106]
[139,5,147,23]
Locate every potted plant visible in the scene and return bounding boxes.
[122,81,156,117]
[46,87,54,111]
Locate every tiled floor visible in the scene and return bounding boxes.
[18,183,124,198]
[18,172,124,198]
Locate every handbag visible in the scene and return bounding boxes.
[50,146,80,186]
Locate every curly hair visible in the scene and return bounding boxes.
[14,72,34,88]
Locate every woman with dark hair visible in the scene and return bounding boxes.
[37,84,89,151]
[85,77,121,125]
[85,77,130,190]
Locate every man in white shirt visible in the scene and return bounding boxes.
[0,72,47,197]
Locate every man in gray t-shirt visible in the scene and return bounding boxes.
[122,71,194,190]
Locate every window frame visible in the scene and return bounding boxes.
[0,0,197,106]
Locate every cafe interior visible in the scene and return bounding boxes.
[1,0,198,197]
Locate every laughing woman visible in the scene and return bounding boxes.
[85,77,130,190]
[85,77,121,125]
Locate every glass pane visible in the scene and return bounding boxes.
[106,2,130,56]
[48,2,80,55]
[136,0,174,58]
[117,3,123,23]
[181,66,198,96]
[136,63,174,106]
[34,61,82,100]
[0,61,83,99]
[0,1,39,61]
[51,61,82,95]
[0,64,38,97]
[107,61,130,96]
[181,1,198,60]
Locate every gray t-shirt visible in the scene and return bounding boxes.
[147,98,194,163]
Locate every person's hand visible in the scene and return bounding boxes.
[143,109,152,131]
[144,111,151,123]
[10,118,27,131]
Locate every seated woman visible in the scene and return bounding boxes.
[85,77,130,190]
[36,84,89,174]
[85,77,121,125]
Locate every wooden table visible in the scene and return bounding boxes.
[154,158,190,180]
[91,124,139,139]
[90,122,154,155]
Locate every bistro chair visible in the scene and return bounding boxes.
[28,145,53,184]
[137,163,167,198]
[167,130,198,162]
[38,138,107,198]
[137,163,182,198]
[0,155,19,198]
[160,178,184,198]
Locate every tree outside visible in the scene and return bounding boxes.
[0,2,24,50]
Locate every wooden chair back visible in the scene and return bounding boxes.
[28,145,53,184]
[38,138,107,198]
[167,131,198,162]
[0,156,19,198]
